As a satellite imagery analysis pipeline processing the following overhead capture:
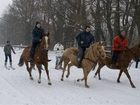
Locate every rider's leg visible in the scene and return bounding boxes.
[77,47,85,67]
[111,51,119,67]
[29,41,38,62]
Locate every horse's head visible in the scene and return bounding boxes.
[40,32,50,51]
[90,41,106,60]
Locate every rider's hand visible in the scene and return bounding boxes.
[81,41,84,44]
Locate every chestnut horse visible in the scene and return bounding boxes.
[94,44,140,88]
[18,33,51,85]
[58,42,106,88]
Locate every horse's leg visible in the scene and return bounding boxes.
[61,59,69,81]
[94,65,102,80]
[117,70,123,83]
[25,61,33,80]
[44,64,52,85]
[77,68,91,88]
[36,65,42,84]
[123,69,136,88]
[84,69,90,88]
[66,63,73,78]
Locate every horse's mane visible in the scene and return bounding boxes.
[84,42,99,60]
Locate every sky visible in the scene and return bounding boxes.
[0,0,12,17]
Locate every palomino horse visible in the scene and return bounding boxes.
[58,42,106,88]
[18,33,51,85]
[94,44,140,88]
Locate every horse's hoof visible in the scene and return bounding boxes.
[38,81,41,84]
[61,79,64,81]
[94,75,96,78]
[77,79,80,82]
[48,82,52,85]
[132,85,136,88]
[30,77,33,80]
[66,75,69,78]
[117,80,120,83]
[85,85,90,88]
[99,78,101,80]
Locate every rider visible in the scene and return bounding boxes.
[111,30,128,67]
[76,25,95,68]
[29,21,44,62]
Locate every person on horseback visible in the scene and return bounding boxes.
[111,30,128,67]
[29,21,45,62]
[76,25,95,68]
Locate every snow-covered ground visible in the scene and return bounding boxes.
[0,47,140,105]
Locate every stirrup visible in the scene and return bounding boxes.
[28,58,33,62]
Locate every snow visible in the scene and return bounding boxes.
[0,47,140,105]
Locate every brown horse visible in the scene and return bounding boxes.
[94,44,140,88]
[58,42,106,88]
[18,33,51,85]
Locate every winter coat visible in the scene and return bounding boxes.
[76,31,95,48]
[4,44,15,55]
[112,35,128,51]
[53,43,64,57]
[32,26,44,43]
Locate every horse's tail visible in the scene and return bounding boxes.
[18,55,24,67]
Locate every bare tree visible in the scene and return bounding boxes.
[0,0,139,47]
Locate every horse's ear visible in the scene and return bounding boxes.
[44,32,50,37]
[99,41,106,46]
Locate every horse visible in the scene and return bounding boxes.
[94,44,140,88]
[18,33,51,85]
[58,42,106,88]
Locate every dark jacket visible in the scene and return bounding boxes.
[76,31,95,48]
[32,26,44,43]
[4,44,15,55]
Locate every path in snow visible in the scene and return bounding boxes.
[0,48,140,105]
